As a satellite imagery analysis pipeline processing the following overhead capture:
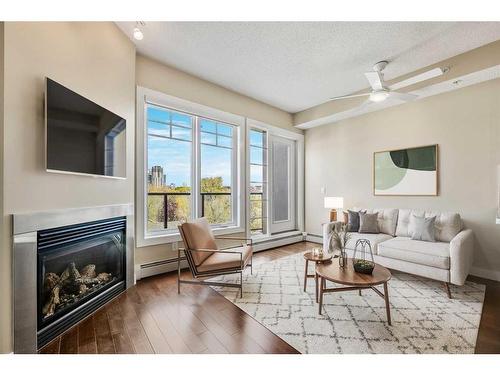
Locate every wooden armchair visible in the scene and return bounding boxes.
[177,218,253,297]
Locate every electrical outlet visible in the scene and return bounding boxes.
[171,242,178,251]
[320,187,326,194]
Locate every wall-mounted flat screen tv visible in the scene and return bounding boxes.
[45,78,126,178]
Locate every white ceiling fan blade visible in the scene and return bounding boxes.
[328,93,370,101]
[358,99,374,110]
[389,67,445,91]
[388,91,418,102]
[364,71,384,90]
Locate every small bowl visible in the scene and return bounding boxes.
[353,260,375,274]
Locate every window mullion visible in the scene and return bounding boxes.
[193,116,201,220]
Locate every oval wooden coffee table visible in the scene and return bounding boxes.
[303,251,333,303]
[316,259,392,325]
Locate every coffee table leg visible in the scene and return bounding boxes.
[315,271,319,302]
[383,282,391,326]
[303,259,308,292]
[318,276,323,315]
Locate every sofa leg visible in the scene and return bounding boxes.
[444,282,452,299]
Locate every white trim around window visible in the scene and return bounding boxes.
[136,86,246,247]
[245,118,305,241]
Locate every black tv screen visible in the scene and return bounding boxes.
[46,78,126,178]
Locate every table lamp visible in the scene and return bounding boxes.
[324,197,344,222]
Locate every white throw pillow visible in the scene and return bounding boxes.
[409,214,436,242]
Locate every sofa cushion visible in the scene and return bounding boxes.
[347,210,362,232]
[396,209,462,242]
[427,211,463,242]
[342,211,349,223]
[197,245,253,273]
[396,209,424,237]
[359,212,379,233]
[345,232,393,254]
[377,237,450,270]
[180,218,218,266]
[354,208,399,236]
[409,214,436,242]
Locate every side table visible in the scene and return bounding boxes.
[303,251,333,302]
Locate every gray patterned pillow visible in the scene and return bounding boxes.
[358,212,379,233]
[409,214,436,242]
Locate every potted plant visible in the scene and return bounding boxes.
[328,223,351,267]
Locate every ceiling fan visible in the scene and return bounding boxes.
[329,61,447,104]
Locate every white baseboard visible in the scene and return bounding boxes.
[470,266,500,282]
[136,234,304,280]
[306,234,323,244]
[252,234,303,252]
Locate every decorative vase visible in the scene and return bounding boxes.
[352,239,375,274]
[338,247,347,267]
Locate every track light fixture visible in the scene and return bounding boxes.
[133,21,145,41]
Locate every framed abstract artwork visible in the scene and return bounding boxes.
[373,144,438,196]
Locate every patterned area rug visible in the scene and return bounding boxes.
[210,252,485,354]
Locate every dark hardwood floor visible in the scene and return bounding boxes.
[39,241,500,354]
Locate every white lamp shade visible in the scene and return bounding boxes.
[324,197,344,209]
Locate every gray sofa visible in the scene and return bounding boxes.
[322,208,474,296]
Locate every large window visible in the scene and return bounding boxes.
[137,87,304,247]
[200,118,235,225]
[146,105,193,232]
[144,102,238,237]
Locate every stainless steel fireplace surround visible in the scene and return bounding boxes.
[13,204,134,353]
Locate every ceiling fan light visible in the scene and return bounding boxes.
[133,27,144,41]
[369,91,389,102]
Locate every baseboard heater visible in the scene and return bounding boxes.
[306,233,323,244]
[252,233,304,252]
[137,257,188,280]
[137,233,304,280]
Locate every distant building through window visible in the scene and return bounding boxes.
[145,104,237,235]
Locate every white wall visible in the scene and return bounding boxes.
[305,78,500,278]
[0,22,136,354]
[0,21,6,354]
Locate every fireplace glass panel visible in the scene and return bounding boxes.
[38,224,125,329]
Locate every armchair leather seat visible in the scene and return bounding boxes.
[197,245,253,273]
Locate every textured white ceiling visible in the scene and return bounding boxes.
[116,22,500,113]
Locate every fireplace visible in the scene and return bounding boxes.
[13,204,134,353]
[37,217,126,347]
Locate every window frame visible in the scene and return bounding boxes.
[198,116,238,228]
[248,127,268,236]
[245,118,305,241]
[137,87,245,247]
[145,104,195,235]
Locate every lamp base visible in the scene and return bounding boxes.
[329,209,337,222]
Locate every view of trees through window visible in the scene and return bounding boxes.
[200,118,234,225]
[249,129,267,234]
[146,105,235,233]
